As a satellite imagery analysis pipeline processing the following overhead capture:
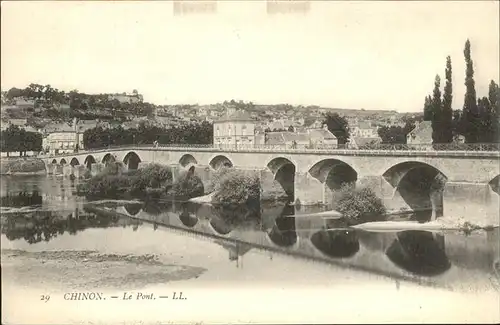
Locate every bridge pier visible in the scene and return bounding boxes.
[53,164,63,176]
[443,181,499,225]
[90,162,105,176]
[294,171,325,206]
[46,163,55,175]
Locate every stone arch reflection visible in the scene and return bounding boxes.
[310,229,360,258]
[489,175,499,195]
[385,230,451,276]
[124,203,143,216]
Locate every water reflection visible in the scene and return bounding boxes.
[1,207,142,244]
[2,176,500,292]
[311,229,360,258]
[266,204,297,247]
[1,191,43,207]
[385,231,451,276]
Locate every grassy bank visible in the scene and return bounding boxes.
[0,158,46,175]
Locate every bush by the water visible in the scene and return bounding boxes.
[77,163,174,198]
[77,163,206,200]
[211,168,261,207]
[168,170,204,199]
[332,184,387,225]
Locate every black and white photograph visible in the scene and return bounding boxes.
[1,0,499,323]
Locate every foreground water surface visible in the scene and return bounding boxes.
[1,175,499,324]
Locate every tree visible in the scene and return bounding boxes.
[462,39,479,143]
[423,95,433,121]
[441,56,453,143]
[477,97,493,142]
[431,75,442,144]
[322,113,350,144]
[287,125,295,132]
[377,118,416,144]
[488,80,500,142]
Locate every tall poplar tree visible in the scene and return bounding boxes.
[431,75,442,143]
[462,39,479,143]
[423,95,433,121]
[441,56,453,142]
[488,80,500,142]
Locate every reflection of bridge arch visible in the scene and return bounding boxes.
[124,203,143,216]
[489,175,499,195]
[266,216,298,247]
[385,230,451,276]
[308,159,358,205]
[209,155,233,170]
[84,155,96,170]
[310,229,360,258]
[70,158,80,166]
[123,151,142,170]
[102,153,116,165]
[60,158,67,165]
[179,154,197,167]
[383,162,448,221]
[179,211,198,228]
[267,157,296,201]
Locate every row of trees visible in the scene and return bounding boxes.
[82,121,213,149]
[424,39,500,144]
[0,125,43,156]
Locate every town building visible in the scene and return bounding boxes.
[42,118,88,154]
[406,120,433,150]
[213,108,256,148]
[263,125,338,149]
[107,90,143,104]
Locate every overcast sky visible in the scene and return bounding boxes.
[1,1,499,112]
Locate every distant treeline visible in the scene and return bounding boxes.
[83,121,213,149]
[0,125,42,155]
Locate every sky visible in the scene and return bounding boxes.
[1,0,499,112]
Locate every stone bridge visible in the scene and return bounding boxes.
[42,146,500,222]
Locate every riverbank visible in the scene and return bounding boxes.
[0,158,46,175]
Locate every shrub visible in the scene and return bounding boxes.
[100,161,125,176]
[169,170,204,199]
[138,164,173,188]
[331,183,386,225]
[211,168,261,207]
[205,166,232,194]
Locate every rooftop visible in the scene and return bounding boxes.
[215,110,253,123]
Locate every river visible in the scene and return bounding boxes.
[1,175,499,324]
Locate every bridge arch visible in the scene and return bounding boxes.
[84,155,96,170]
[308,159,358,206]
[310,229,360,259]
[179,154,197,167]
[102,153,116,165]
[209,155,233,170]
[51,159,57,164]
[383,161,448,221]
[123,151,142,170]
[70,158,80,167]
[266,157,296,201]
[60,158,67,165]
